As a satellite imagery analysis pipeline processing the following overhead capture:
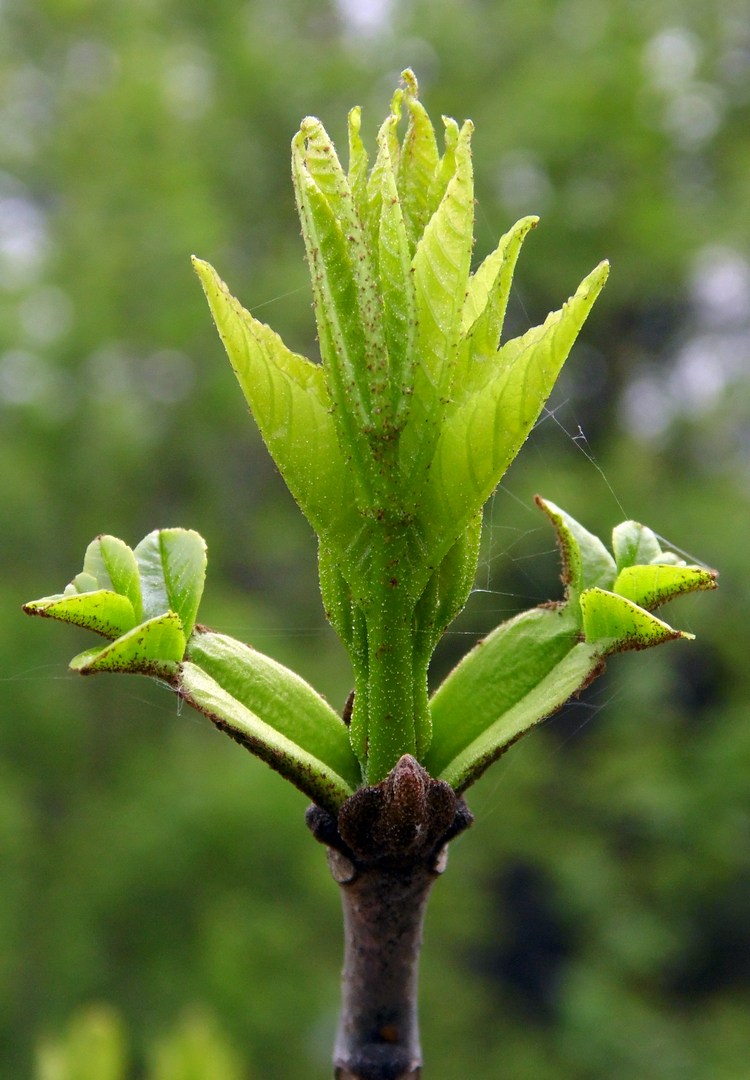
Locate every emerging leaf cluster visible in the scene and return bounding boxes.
[24,72,716,811]
[193,70,609,783]
[24,531,206,679]
[426,498,717,791]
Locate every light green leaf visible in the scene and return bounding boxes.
[69,612,186,677]
[398,69,440,250]
[425,605,597,791]
[182,630,361,811]
[580,587,688,650]
[536,495,616,599]
[133,528,206,637]
[192,258,362,546]
[67,571,99,594]
[459,215,539,374]
[377,124,416,433]
[421,262,609,563]
[297,116,365,242]
[427,116,460,216]
[292,121,394,464]
[612,520,663,570]
[614,562,717,610]
[363,94,402,260]
[81,535,143,621]
[401,119,475,486]
[23,590,137,640]
[22,536,144,638]
[347,106,368,217]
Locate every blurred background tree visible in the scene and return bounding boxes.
[2,0,748,1076]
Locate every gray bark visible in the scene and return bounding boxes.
[307,755,473,1080]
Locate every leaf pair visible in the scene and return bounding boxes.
[180,630,360,814]
[23,529,361,813]
[23,530,206,678]
[536,496,717,647]
[424,498,717,792]
[23,498,715,809]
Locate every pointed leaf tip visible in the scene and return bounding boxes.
[401,68,419,96]
[614,562,717,610]
[536,495,616,598]
[22,590,137,640]
[581,587,689,651]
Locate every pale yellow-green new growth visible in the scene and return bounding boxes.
[24,70,716,815]
[193,70,609,783]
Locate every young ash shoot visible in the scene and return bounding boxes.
[24,71,716,1080]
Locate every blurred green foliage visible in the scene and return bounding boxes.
[34,1003,247,1080]
[1,0,748,1076]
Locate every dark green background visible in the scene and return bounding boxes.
[2,0,749,1075]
